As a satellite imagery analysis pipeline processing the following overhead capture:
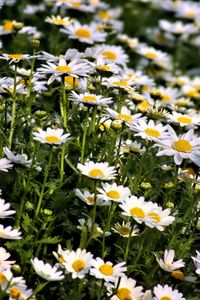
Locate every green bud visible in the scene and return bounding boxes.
[42,209,53,216]
[31,39,40,48]
[11,264,21,274]
[166,201,174,209]
[111,120,122,130]
[35,110,48,119]
[13,22,24,30]
[195,183,200,191]
[25,201,34,211]
[150,89,162,100]
[164,182,175,190]
[140,182,152,190]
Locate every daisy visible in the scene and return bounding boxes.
[0,225,21,239]
[191,250,200,275]
[60,21,106,44]
[0,247,15,271]
[0,53,37,63]
[97,182,131,203]
[3,147,32,165]
[105,106,142,124]
[0,158,13,172]
[70,91,113,106]
[32,127,71,145]
[153,284,185,300]
[77,161,117,180]
[62,248,93,279]
[156,249,185,272]
[53,244,71,265]
[112,222,139,238]
[159,20,196,36]
[0,268,13,290]
[90,257,127,282]
[31,258,64,281]
[95,56,120,74]
[37,57,94,85]
[94,44,128,66]
[167,111,200,128]
[107,276,144,300]
[74,188,107,206]
[102,76,135,91]
[45,15,73,26]
[155,127,200,166]
[7,284,33,300]
[0,198,15,218]
[119,140,146,155]
[0,20,17,35]
[129,119,169,141]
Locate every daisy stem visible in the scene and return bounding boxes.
[35,150,53,219]
[27,282,49,300]
[8,63,17,149]
[102,202,114,258]
[116,90,123,112]
[60,143,66,185]
[80,108,89,163]
[27,49,36,114]
[97,280,104,300]
[62,80,68,129]
[124,223,134,262]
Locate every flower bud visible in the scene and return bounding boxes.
[13,22,24,30]
[42,208,53,216]
[25,201,35,211]
[35,110,48,119]
[150,89,162,100]
[31,39,40,48]
[166,201,174,209]
[164,182,175,190]
[11,264,21,274]
[111,120,122,130]
[140,182,152,190]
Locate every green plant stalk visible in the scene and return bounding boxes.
[101,202,115,258]
[8,63,17,149]
[27,282,49,300]
[60,143,66,185]
[124,223,134,262]
[26,49,36,114]
[80,108,89,163]
[35,150,53,218]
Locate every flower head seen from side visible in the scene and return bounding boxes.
[62,248,93,279]
[106,106,142,125]
[0,247,15,271]
[31,258,64,281]
[45,15,74,27]
[33,127,71,145]
[155,127,200,166]
[75,189,107,206]
[153,284,186,300]
[0,158,13,172]
[112,222,139,238]
[156,249,185,272]
[0,225,22,240]
[97,182,131,203]
[0,198,15,218]
[0,53,38,63]
[3,147,32,165]
[192,250,200,275]
[77,161,117,180]
[90,257,127,282]
[70,91,113,106]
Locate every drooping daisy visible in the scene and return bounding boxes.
[128,119,170,141]
[97,182,131,203]
[112,222,139,238]
[0,198,15,218]
[60,21,107,44]
[105,106,142,124]
[77,218,108,236]
[70,91,113,106]
[153,284,185,300]
[77,161,117,180]
[45,15,73,26]
[155,127,200,166]
[3,147,32,165]
[90,257,127,282]
[0,225,21,239]
[0,158,13,172]
[156,249,185,272]
[62,248,93,279]
[0,247,15,271]
[74,188,107,206]
[31,258,64,281]
[33,127,71,145]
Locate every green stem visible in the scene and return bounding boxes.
[27,282,49,300]
[102,203,114,258]
[8,63,17,149]
[60,143,66,185]
[80,108,89,163]
[124,223,134,262]
[26,49,36,114]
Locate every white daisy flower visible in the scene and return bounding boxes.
[95,56,120,74]
[112,222,139,238]
[77,161,117,180]
[70,91,113,106]
[0,158,13,172]
[93,44,128,66]
[7,284,33,300]
[155,127,200,166]
[97,182,131,203]
[0,20,17,35]
[156,249,185,272]
[0,198,15,218]
[32,127,71,145]
[120,140,146,154]
[167,111,200,128]
[0,53,38,63]
[105,106,142,124]
[159,19,197,36]
[60,21,107,44]
[75,189,107,206]
[0,225,21,240]
[102,76,135,91]
[192,250,200,275]
[31,258,64,281]
[90,257,127,282]
[45,15,73,26]
[62,248,93,279]
[153,284,185,300]
[53,244,71,265]
[0,247,15,271]
[3,147,32,165]
[0,268,13,290]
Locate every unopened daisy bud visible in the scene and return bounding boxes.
[147,107,168,120]
[164,182,175,190]
[35,110,48,119]
[166,201,174,209]
[140,182,152,190]
[0,104,5,113]
[150,89,162,100]
[13,22,24,30]
[65,84,73,91]
[25,201,35,211]
[42,208,53,216]
[130,93,146,102]
[171,270,185,281]
[11,264,21,274]
[31,39,40,48]
[111,120,122,130]
[82,106,89,112]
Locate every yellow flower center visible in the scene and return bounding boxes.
[102,51,117,60]
[100,65,111,71]
[137,100,150,112]
[118,226,131,235]
[147,212,161,222]
[56,65,72,73]
[171,270,185,281]
[45,135,61,143]
[8,54,24,60]
[88,168,105,178]
[0,231,5,235]
[71,1,81,6]
[177,116,192,124]
[83,95,97,102]
[9,288,22,299]
[161,93,171,102]
[0,273,6,284]
[185,11,196,17]
[160,297,172,300]
[3,21,14,31]
[99,263,113,275]
[86,195,94,203]
[98,11,111,19]
[53,19,67,25]
[130,207,145,218]
[173,139,192,153]
[145,51,158,59]
[186,89,199,97]
[144,128,160,137]
[118,114,132,122]
[72,259,85,272]
[75,28,91,38]
[7,87,13,93]
[58,257,66,263]
[107,190,120,199]
[64,76,79,88]
[116,288,132,300]
[113,80,128,87]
